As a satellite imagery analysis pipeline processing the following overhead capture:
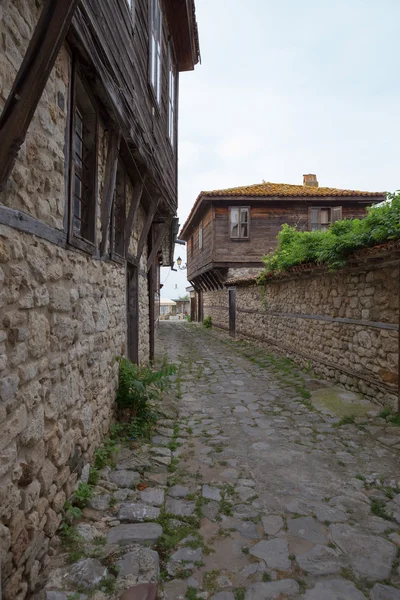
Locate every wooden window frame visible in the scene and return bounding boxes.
[198,221,203,250]
[67,62,99,254]
[229,206,250,240]
[149,0,162,106]
[110,160,127,263]
[168,42,177,149]
[308,206,342,231]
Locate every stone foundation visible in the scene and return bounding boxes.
[204,255,399,408]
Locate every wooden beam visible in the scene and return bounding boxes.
[202,272,216,291]
[0,204,67,247]
[124,173,147,255]
[147,217,173,272]
[209,270,222,290]
[0,0,81,190]
[136,196,159,261]
[100,128,121,257]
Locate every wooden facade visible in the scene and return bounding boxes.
[180,180,386,298]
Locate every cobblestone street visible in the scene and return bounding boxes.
[41,322,400,600]
[155,322,400,599]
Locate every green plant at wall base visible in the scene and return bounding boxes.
[203,316,212,328]
[73,482,94,508]
[257,192,400,278]
[116,357,175,413]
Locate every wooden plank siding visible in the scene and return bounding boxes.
[71,0,180,214]
[212,201,368,264]
[186,204,213,279]
[186,199,369,281]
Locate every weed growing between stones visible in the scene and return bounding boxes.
[262,572,272,582]
[371,499,394,521]
[333,414,356,427]
[234,588,246,600]
[203,316,212,328]
[378,407,400,426]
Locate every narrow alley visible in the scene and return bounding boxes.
[41,322,400,600]
[155,322,400,599]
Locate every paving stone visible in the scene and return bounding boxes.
[151,435,170,446]
[144,472,168,486]
[67,558,108,589]
[118,502,160,522]
[153,455,171,466]
[140,487,165,506]
[297,544,342,575]
[202,500,220,521]
[107,523,162,545]
[156,427,174,437]
[244,579,299,599]
[303,579,367,599]
[252,442,270,451]
[75,523,101,542]
[168,485,190,498]
[233,505,259,519]
[233,520,262,539]
[117,546,159,579]
[262,515,284,536]
[120,583,157,600]
[330,524,397,580]
[163,579,188,599]
[211,593,235,600]
[314,505,348,523]
[238,479,256,487]
[371,584,400,599]
[249,538,290,569]
[165,497,195,517]
[236,486,257,502]
[202,485,221,501]
[109,470,140,488]
[87,494,111,511]
[150,446,171,457]
[114,489,131,501]
[170,547,203,562]
[288,516,328,544]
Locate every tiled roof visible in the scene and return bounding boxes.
[179,181,385,239]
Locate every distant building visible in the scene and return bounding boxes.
[160,298,177,318]
[179,175,385,320]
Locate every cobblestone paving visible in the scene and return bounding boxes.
[155,323,400,600]
[40,322,400,600]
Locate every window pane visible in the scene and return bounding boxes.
[240,208,249,238]
[320,209,329,224]
[311,209,319,223]
[230,208,239,237]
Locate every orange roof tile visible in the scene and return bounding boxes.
[179,181,386,239]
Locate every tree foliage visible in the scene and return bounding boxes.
[258,192,400,280]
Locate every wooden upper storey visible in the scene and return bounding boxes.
[71,0,200,213]
[180,180,386,282]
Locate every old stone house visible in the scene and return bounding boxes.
[179,174,385,314]
[0,0,199,597]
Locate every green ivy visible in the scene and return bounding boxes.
[258,192,400,279]
[203,316,212,328]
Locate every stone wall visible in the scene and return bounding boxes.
[0,2,152,596]
[204,255,399,408]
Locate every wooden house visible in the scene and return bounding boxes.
[0,1,199,596]
[179,175,385,318]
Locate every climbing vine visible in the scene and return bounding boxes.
[257,192,400,281]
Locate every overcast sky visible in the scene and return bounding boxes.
[161,0,400,298]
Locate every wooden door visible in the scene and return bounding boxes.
[127,264,139,364]
[229,288,236,337]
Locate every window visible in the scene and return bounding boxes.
[198,221,203,249]
[111,161,127,258]
[150,0,162,104]
[168,44,176,146]
[69,69,98,250]
[309,206,342,231]
[229,207,250,239]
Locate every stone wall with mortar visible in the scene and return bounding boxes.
[0,2,151,596]
[204,257,399,408]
